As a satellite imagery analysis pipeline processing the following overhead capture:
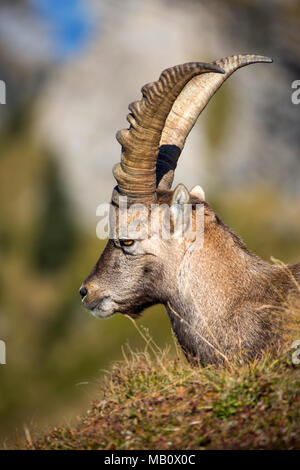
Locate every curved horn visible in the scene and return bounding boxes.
[112,62,225,205]
[157,54,273,189]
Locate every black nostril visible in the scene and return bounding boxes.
[79,286,88,299]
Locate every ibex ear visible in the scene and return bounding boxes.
[170,184,190,234]
[171,183,190,206]
[190,184,205,201]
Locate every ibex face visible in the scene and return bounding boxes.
[80,235,164,319]
[80,55,300,364]
[80,185,206,319]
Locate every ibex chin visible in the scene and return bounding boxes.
[80,55,300,366]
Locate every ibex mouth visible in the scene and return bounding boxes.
[84,296,116,319]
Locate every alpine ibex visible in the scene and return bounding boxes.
[80,55,300,365]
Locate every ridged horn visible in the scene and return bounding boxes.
[113,62,225,205]
[157,54,273,189]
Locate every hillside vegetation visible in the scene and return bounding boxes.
[26,318,300,450]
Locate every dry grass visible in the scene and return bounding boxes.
[26,350,300,450]
[22,317,300,450]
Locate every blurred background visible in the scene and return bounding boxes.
[0,0,299,445]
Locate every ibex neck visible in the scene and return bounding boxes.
[164,236,283,365]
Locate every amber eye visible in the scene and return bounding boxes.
[120,239,135,247]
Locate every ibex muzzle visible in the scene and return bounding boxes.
[80,55,300,365]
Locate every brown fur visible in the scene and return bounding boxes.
[81,188,300,366]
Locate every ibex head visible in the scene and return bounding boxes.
[80,55,273,323]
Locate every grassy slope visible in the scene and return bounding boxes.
[28,344,299,450]
[25,289,300,450]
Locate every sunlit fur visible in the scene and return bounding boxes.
[81,187,300,366]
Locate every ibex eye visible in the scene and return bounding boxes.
[120,239,135,247]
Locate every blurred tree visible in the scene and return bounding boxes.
[33,152,77,272]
